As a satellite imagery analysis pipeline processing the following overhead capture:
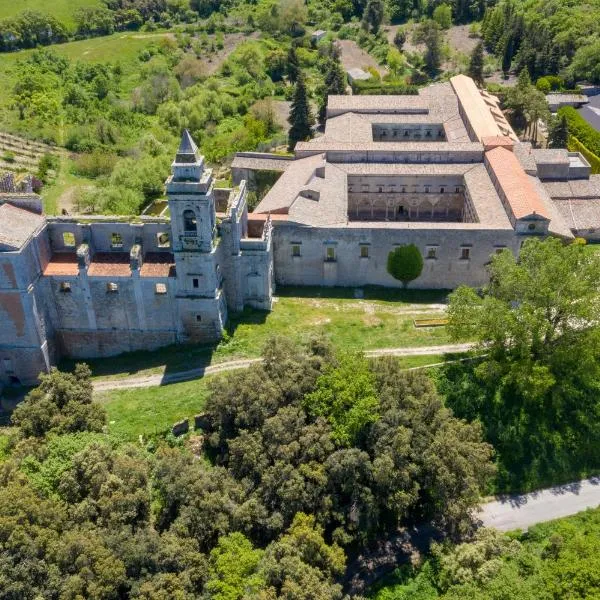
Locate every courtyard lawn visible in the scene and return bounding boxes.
[72,287,453,381]
[96,377,213,441]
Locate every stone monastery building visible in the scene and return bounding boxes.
[2,75,600,385]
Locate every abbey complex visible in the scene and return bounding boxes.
[2,75,600,386]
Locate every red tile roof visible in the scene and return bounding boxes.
[486,147,550,220]
[43,253,79,277]
[482,136,515,151]
[140,252,176,278]
[88,252,131,277]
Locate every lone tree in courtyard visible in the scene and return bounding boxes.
[288,73,314,151]
[387,244,424,288]
[548,113,569,148]
[468,41,485,87]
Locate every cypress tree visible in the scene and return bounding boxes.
[468,41,485,87]
[288,73,314,151]
[361,0,384,34]
[548,113,569,149]
[287,46,299,83]
[318,56,347,127]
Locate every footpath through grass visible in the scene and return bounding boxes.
[73,287,452,381]
[95,376,213,441]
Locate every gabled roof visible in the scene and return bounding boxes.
[0,203,45,251]
[485,147,550,220]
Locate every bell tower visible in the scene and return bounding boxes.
[167,130,216,253]
[166,130,226,341]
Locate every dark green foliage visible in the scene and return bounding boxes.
[444,238,600,491]
[288,73,314,151]
[393,28,406,50]
[374,508,600,599]
[468,41,485,87]
[548,113,569,149]
[352,80,419,95]
[481,0,600,82]
[11,364,105,439]
[362,0,385,34]
[201,337,494,545]
[387,244,424,288]
[559,106,600,157]
[318,50,347,126]
[287,45,300,83]
[420,21,443,76]
[0,10,68,51]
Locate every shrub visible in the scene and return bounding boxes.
[2,151,16,163]
[387,244,424,287]
[559,106,600,157]
[71,152,117,178]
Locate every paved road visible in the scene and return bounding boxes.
[480,476,600,531]
[578,94,600,132]
[92,343,476,392]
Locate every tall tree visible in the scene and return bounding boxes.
[288,73,314,151]
[318,52,347,127]
[468,41,485,86]
[361,0,384,34]
[445,238,600,489]
[548,113,569,149]
[423,21,443,76]
[287,45,300,83]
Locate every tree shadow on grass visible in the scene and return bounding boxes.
[58,307,269,380]
[277,285,451,304]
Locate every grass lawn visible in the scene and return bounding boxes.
[96,377,213,441]
[0,0,102,28]
[42,156,95,214]
[71,287,453,381]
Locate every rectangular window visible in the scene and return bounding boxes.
[460,247,471,260]
[155,283,167,295]
[192,278,199,288]
[60,281,71,293]
[196,314,202,322]
[157,232,170,248]
[426,247,437,260]
[291,245,301,257]
[360,245,369,258]
[63,232,76,247]
[111,233,123,249]
[107,282,118,293]
[326,247,336,262]
[495,246,506,255]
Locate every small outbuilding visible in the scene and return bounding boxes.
[346,68,371,84]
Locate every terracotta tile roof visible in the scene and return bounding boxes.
[43,253,78,276]
[140,252,176,278]
[450,75,518,142]
[482,136,514,151]
[88,252,131,277]
[486,147,550,220]
[326,95,429,116]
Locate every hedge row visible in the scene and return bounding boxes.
[569,136,600,175]
[558,106,600,157]
[352,80,419,95]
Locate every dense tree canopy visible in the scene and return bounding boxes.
[444,238,600,490]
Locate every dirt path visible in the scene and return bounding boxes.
[92,343,476,392]
[338,40,386,76]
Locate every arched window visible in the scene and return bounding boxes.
[183,210,197,233]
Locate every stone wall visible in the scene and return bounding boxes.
[272,223,519,289]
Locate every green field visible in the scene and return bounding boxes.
[70,287,452,381]
[97,377,213,440]
[0,0,103,28]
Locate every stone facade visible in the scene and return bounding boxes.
[0,132,273,385]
